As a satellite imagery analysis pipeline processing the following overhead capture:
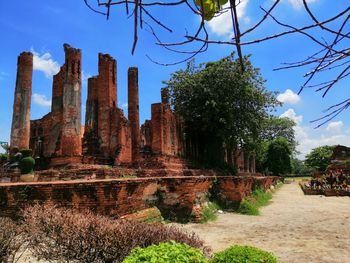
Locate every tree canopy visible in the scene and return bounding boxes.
[265,137,292,176]
[255,116,296,174]
[305,145,335,172]
[164,53,279,167]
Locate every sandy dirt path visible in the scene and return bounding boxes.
[182,182,350,263]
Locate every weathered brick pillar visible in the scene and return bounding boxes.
[128,67,140,163]
[97,53,117,157]
[10,52,33,150]
[61,44,82,156]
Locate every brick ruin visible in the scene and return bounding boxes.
[10,44,256,173]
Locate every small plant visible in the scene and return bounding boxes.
[199,202,219,223]
[210,245,278,263]
[237,187,272,216]
[0,217,25,263]
[19,157,35,174]
[237,199,259,215]
[0,153,9,162]
[122,241,208,263]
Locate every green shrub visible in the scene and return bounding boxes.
[252,188,272,207]
[237,188,273,216]
[122,241,208,263]
[210,245,278,263]
[19,149,32,158]
[19,156,35,174]
[237,200,259,215]
[0,154,9,162]
[199,202,219,223]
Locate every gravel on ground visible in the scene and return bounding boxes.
[181,182,350,263]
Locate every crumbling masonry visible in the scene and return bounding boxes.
[10,44,256,172]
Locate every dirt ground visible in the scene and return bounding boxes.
[181,182,350,263]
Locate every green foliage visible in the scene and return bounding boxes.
[210,245,278,263]
[261,116,297,151]
[237,199,259,215]
[199,202,219,223]
[252,188,272,207]
[19,156,35,174]
[122,241,208,263]
[237,187,272,215]
[265,138,292,176]
[305,145,335,172]
[0,153,9,161]
[194,0,228,21]
[256,116,297,173]
[291,158,313,176]
[165,54,279,167]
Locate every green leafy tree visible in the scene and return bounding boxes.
[265,138,292,176]
[164,54,279,167]
[305,145,335,172]
[255,116,296,173]
[260,116,297,152]
[291,158,313,176]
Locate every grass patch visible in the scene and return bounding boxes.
[199,202,219,223]
[237,187,273,216]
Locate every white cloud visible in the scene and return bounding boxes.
[326,121,343,133]
[277,89,300,104]
[32,93,51,107]
[279,108,349,159]
[286,0,318,10]
[31,49,60,78]
[208,0,249,36]
[280,108,303,125]
[120,102,128,109]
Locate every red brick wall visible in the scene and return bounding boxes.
[0,176,280,220]
[29,44,82,161]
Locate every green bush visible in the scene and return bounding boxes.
[210,245,278,263]
[199,202,219,223]
[0,154,9,162]
[19,156,35,174]
[19,149,32,158]
[122,241,208,263]
[237,200,259,215]
[237,187,272,216]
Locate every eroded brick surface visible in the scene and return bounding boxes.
[30,44,82,163]
[0,176,280,220]
[10,52,33,150]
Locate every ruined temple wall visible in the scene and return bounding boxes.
[148,101,182,156]
[10,52,33,150]
[30,112,62,158]
[114,109,132,164]
[83,77,99,156]
[28,44,82,160]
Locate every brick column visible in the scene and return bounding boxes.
[128,67,140,163]
[10,52,33,150]
[61,44,82,156]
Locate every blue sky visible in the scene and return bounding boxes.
[0,0,349,158]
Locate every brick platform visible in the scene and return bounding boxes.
[0,176,280,221]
